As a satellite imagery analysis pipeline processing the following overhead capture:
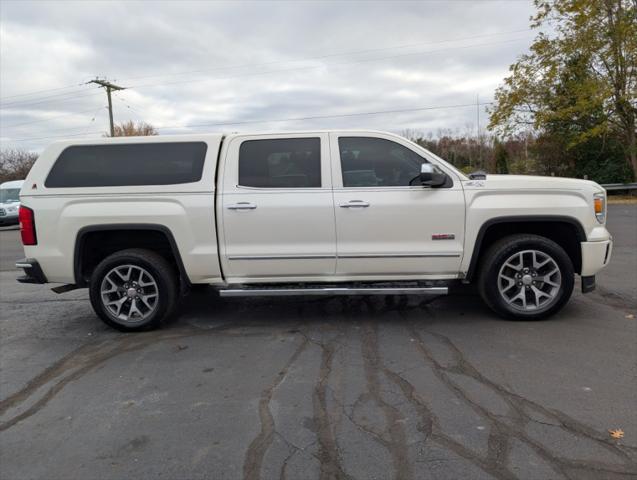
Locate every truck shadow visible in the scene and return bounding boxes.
[174,282,587,332]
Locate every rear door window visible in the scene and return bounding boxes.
[45,142,208,187]
[238,138,321,188]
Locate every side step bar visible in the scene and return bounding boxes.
[219,286,448,297]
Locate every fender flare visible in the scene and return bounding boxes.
[73,223,189,287]
[464,215,586,281]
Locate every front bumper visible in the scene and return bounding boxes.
[0,214,18,225]
[581,238,612,277]
[578,233,612,294]
[16,258,48,284]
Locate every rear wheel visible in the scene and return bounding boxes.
[89,249,178,331]
[478,234,574,320]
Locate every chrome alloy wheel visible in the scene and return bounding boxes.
[100,265,159,323]
[497,250,561,311]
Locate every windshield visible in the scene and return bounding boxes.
[423,150,469,180]
[404,138,469,180]
[0,188,21,204]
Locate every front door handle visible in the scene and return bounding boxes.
[227,202,257,210]
[339,200,370,208]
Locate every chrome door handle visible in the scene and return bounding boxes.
[227,202,257,210]
[339,200,370,208]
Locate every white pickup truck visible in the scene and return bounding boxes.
[16,131,612,331]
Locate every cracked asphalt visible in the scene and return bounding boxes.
[1,205,636,480]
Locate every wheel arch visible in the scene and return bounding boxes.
[74,224,190,287]
[465,216,586,282]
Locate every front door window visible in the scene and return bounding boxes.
[339,136,430,188]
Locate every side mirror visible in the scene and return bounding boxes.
[420,163,447,187]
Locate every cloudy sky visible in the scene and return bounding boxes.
[0,0,537,151]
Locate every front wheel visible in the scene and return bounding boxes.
[478,234,574,320]
[89,249,178,331]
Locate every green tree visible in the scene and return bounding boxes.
[489,0,637,179]
[494,140,509,174]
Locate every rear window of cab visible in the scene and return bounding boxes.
[44,142,208,188]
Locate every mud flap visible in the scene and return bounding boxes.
[581,275,596,294]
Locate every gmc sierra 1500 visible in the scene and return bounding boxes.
[16,131,612,331]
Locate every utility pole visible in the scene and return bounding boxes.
[89,78,125,137]
[476,93,481,168]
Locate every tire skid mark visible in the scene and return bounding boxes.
[485,423,512,474]
[0,318,273,432]
[279,436,319,480]
[0,298,86,305]
[405,319,637,478]
[380,352,517,479]
[0,330,196,432]
[341,300,513,479]
[243,336,310,480]
[424,326,637,461]
[360,321,413,480]
[428,327,633,453]
[310,329,353,480]
[0,341,104,415]
[331,299,420,478]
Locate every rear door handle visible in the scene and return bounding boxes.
[227,202,257,210]
[339,200,370,208]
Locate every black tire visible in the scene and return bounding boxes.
[478,234,574,320]
[89,249,178,332]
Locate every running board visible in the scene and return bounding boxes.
[219,286,448,297]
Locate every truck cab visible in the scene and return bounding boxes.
[217,132,465,283]
[15,131,612,330]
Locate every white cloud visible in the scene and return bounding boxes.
[0,0,536,151]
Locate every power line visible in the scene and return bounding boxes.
[155,101,495,130]
[131,37,531,90]
[119,28,531,83]
[5,130,104,143]
[1,32,529,113]
[4,101,494,143]
[0,86,101,108]
[0,106,106,129]
[113,93,144,119]
[0,28,531,104]
[81,105,108,136]
[0,90,103,110]
[31,36,518,129]
[8,117,109,137]
[0,82,90,101]
[2,112,109,137]
[1,29,523,143]
[0,36,524,111]
[0,29,529,105]
[129,36,531,90]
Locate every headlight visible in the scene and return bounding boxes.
[7,206,17,212]
[594,192,606,223]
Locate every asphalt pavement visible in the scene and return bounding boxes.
[0,206,636,480]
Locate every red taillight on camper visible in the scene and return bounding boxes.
[19,206,37,245]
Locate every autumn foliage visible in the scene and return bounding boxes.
[108,120,158,137]
[488,0,637,180]
[0,149,38,183]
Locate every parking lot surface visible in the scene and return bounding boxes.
[1,206,636,480]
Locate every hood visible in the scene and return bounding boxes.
[465,174,604,193]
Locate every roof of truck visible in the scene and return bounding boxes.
[47,130,398,146]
